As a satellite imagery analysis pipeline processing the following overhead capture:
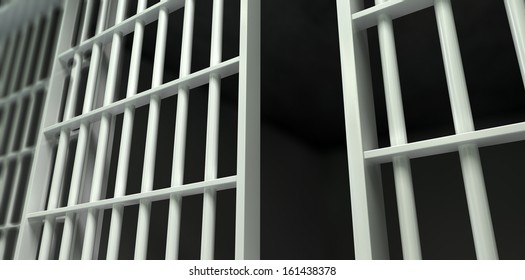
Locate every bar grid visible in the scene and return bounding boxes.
[0,0,61,260]
[13,0,260,260]
[336,0,525,259]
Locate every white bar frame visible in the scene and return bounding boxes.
[14,0,260,260]
[336,0,390,260]
[334,0,523,260]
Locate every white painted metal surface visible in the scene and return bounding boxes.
[165,0,195,260]
[134,4,167,260]
[375,0,421,260]
[201,0,224,260]
[336,0,389,260]
[434,0,498,260]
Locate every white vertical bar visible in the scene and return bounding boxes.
[80,0,126,260]
[201,0,224,260]
[0,33,17,97]
[96,0,110,35]
[7,25,30,95]
[106,0,148,260]
[5,157,23,224]
[134,7,168,260]
[80,0,96,43]
[434,0,498,260]
[21,17,42,88]
[22,97,37,149]
[504,0,525,88]
[166,0,195,260]
[0,160,11,231]
[34,8,56,83]
[6,101,23,153]
[235,0,261,260]
[375,0,421,259]
[57,56,85,260]
[0,233,4,260]
[0,230,6,260]
[0,105,12,153]
[335,0,389,260]
[0,39,6,66]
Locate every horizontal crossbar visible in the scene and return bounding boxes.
[352,0,434,30]
[27,176,237,221]
[365,121,525,163]
[0,147,35,164]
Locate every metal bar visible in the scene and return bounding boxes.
[56,64,89,259]
[375,0,420,259]
[96,0,110,35]
[0,224,20,232]
[35,8,57,83]
[6,100,24,153]
[28,176,237,221]
[235,0,261,260]
[80,0,95,43]
[7,25,30,95]
[81,0,128,260]
[0,148,35,164]
[166,0,196,260]
[335,0,389,260]
[134,6,168,260]
[21,95,37,149]
[106,0,148,260]
[0,105,12,155]
[0,32,17,97]
[504,0,525,88]
[20,16,42,88]
[0,231,6,260]
[434,0,498,260]
[366,121,525,163]
[43,58,239,138]
[0,161,10,226]
[201,0,224,260]
[0,39,5,66]
[4,157,24,225]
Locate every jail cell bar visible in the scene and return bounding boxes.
[0,3,59,260]
[338,0,525,259]
[15,0,260,260]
